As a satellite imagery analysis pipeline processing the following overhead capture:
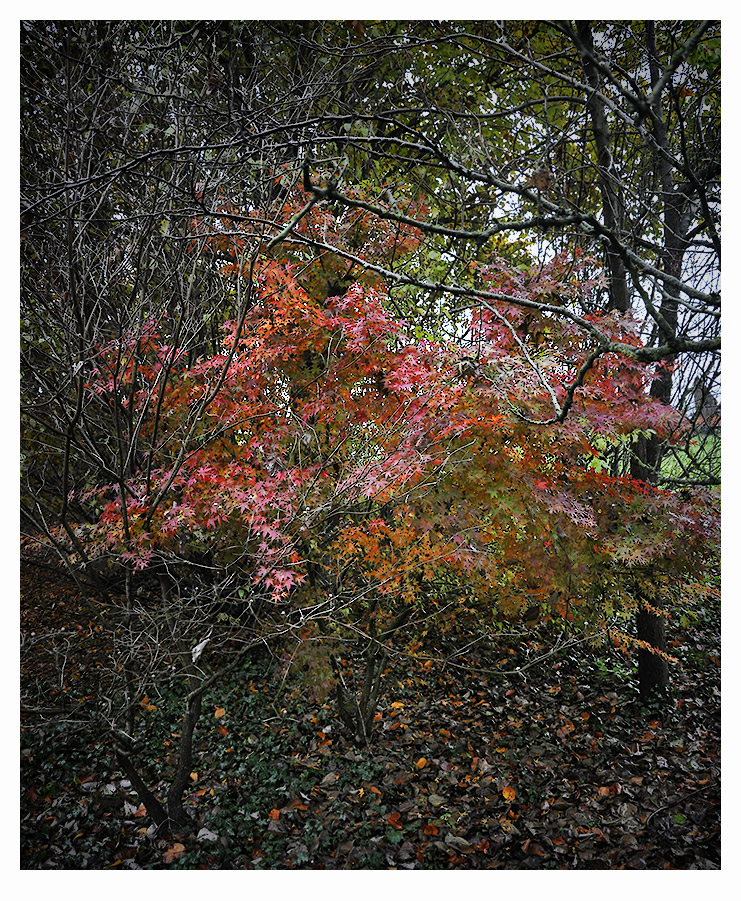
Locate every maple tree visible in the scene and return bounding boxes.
[66,182,715,747]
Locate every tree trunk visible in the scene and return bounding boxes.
[332,646,385,745]
[636,604,669,701]
[113,679,204,832]
[630,439,670,700]
[159,574,206,828]
[575,21,687,704]
[166,686,204,827]
[115,742,169,829]
[574,21,630,314]
[629,22,693,703]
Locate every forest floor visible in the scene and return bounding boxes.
[21,545,720,870]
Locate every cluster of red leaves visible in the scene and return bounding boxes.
[68,188,718,638]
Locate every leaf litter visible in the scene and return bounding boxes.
[21,548,719,869]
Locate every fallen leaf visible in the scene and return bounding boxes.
[556,720,575,739]
[217,724,228,736]
[445,834,474,852]
[268,808,281,820]
[423,822,439,835]
[391,701,405,709]
[387,811,403,829]
[214,706,226,719]
[163,842,186,864]
[190,771,198,782]
[502,785,516,802]
[415,757,427,769]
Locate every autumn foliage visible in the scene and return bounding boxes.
[69,186,718,689]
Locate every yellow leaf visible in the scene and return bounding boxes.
[390,701,404,709]
[214,706,226,719]
[190,771,198,782]
[502,785,516,802]
[415,757,427,769]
